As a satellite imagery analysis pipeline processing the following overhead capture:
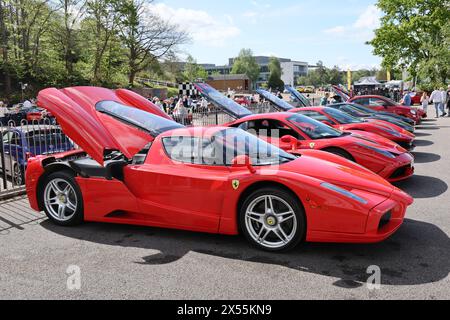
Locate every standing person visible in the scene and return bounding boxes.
[430,87,445,118]
[173,98,188,125]
[420,92,430,115]
[277,91,283,100]
[401,91,412,106]
[446,85,450,117]
[320,93,329,106]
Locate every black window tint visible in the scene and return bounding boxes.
[296,111,330,122]
[354,98,370,106]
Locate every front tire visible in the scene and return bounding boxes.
[41,171,84,226]
[240,187,306,252]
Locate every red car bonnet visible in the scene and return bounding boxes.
[37,87,163,164]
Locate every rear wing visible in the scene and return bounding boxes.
[256,89,294,112]
[285,86,312,107]
[194,83,253,119]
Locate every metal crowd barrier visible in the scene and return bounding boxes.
[0,117,77,200]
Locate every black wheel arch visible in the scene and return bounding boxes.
[321,147,356,162]
[36,162,76,211]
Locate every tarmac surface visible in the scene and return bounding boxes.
[0,117,449,300]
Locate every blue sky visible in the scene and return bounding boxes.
[149,0,382,69]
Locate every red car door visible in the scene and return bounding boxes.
[123,137,230,233]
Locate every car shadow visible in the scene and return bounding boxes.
[394,175,448,199]
[414,132,432,137]
[413,140,434,147]
[415,126,440,130]
[40,218,449,288]
[411,151,441,163]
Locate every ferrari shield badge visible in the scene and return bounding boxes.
[309,143,316,149]
[232,180,240,190]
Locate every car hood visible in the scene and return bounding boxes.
[282,155,394,198]
[345,131,407,154]
[37,87,176,164]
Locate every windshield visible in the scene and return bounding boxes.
[96,100,183,137]
[163,128,297,166]
[287,114,343,139]
[338,104,372,117]
[348,103,376,115]
[323,107,362,124]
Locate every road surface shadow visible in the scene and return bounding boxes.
[41,218,449,287]
[413,140,434,147]
[414,132,432,137]
[394,175,448,199]
[415,126,440,131]
[411,152,441,163]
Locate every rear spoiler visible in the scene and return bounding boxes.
[194,83,253,119]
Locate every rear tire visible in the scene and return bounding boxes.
[13,164,25,186]
[41,171,84,226]
[239,187,306,252]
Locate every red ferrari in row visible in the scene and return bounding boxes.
[26,86,413,252]
[293,107,416,150]
[195,83,415,183]
[348,95,425,124]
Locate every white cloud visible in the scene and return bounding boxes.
[322,4,381,40]
[324,26,346,35]
[353,5,381,29]
[146,3,240,47]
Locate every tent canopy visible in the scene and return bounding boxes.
[354,76,381,86]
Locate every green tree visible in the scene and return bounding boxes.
[231,48,259,88]
[116,0,188,86]
[267,56,284,91]
[183,55,207,81]
[370,0,450,87]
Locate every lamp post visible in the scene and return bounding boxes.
[18,82,28,101]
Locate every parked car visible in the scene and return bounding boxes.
[294,107,416,150]
[26,86,413,252]
[348,95,424,124]
[1,126,74,185]
[327,103,415,133]
[234,94,252,107]
[195,84,415,183]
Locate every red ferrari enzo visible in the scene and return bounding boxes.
[292,107,416,150]
[349,95,425,124]
[25,86,413,252]
[196,84,415,183]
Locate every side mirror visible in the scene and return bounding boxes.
[281,135,300,150]
[231,155,256,174]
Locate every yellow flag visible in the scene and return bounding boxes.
[347,69,352,91]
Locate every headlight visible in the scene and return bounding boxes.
[357,143,396,159]
[321,183,368,204]
[410,110,417,115]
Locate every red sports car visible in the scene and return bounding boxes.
[25,86,413,252]
[348,95,425,123]
[293,107,416,150]
[196,85,415,182]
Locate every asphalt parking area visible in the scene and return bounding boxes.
[0,118,449,300]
